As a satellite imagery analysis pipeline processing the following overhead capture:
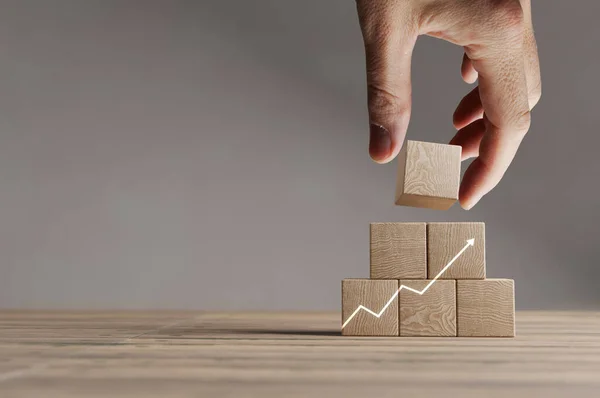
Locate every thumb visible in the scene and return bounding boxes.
[357,4,417,163]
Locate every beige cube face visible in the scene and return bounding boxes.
[395,141,461,210]
[399,280,456,337]
[341,279,399,336]
[427,222,486,279]
[457,279,515,337]
[370,223,427,280]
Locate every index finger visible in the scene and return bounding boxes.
[460,18,531,210]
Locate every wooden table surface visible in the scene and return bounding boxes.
[1,311,600,397]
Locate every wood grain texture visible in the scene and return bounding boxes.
[400,280,456,337]
[341,279,398,336]
[395,140,461,210]
[2,311,600,397]
[427,222,486,279]
[457,279,515,337]
[370,222,426,279]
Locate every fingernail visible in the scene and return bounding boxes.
[369,124,392,162]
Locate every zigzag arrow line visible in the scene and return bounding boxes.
[341,238,474,329]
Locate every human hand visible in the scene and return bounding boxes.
[357,0,541,209]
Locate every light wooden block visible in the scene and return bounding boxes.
[427,222,485,279]
[341,279,399,336]
[399,280,456,337]
[395,140,461,210]
[457,279,515,337]
[370,223,427,279]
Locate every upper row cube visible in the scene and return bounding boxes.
[371,222,485,280]
[395,140,461,210]
[370,222,426,279]
[428,222,485,279]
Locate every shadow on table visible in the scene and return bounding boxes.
[232,329,341,337]
[198,328,341,337]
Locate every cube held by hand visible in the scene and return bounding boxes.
[395,140,461,210]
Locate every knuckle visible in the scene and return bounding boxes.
[513,110,531,136]
[365,49,389,83]
[367,84,410,125]
[470,0,525,42]
[489,0,526,35]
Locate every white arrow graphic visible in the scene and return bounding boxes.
[342,238,475,330]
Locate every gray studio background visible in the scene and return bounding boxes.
[0,1,597,310]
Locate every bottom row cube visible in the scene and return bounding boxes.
[341,278,514,337]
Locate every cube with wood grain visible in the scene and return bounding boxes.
[457,279,515,337]
[341,279,399,336]
[395,140,461,210]
[370,222,427,280]
[427,222,486,279]
[399,280,456,337]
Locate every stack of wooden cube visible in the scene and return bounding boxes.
[341,141,515,337]
[342,222,515,337]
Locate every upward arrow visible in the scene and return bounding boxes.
[341,238,475,330]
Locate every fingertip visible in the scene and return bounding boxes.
[461,192,484,210]
[453,107,471,131]
[462,73,478,85]
[453,109,472,130]
[461,53,479,85]
[369,122,406,164]
[459,197,476,211]
[453,86,483,130]
[370,153,392,164]
[452,115,469,131]
[459,182,473,210]
[459,188,481,210]
[369,142,400,164]
[458,157,488,210]
[369,124,392,162]
[450,119,486,160]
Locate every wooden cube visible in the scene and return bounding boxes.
[399,280,456,337]
[370,223,427,279]
[341,279,399,336]
[457,279,515,337]
[395,140,461,210]
[427,222,485,279]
